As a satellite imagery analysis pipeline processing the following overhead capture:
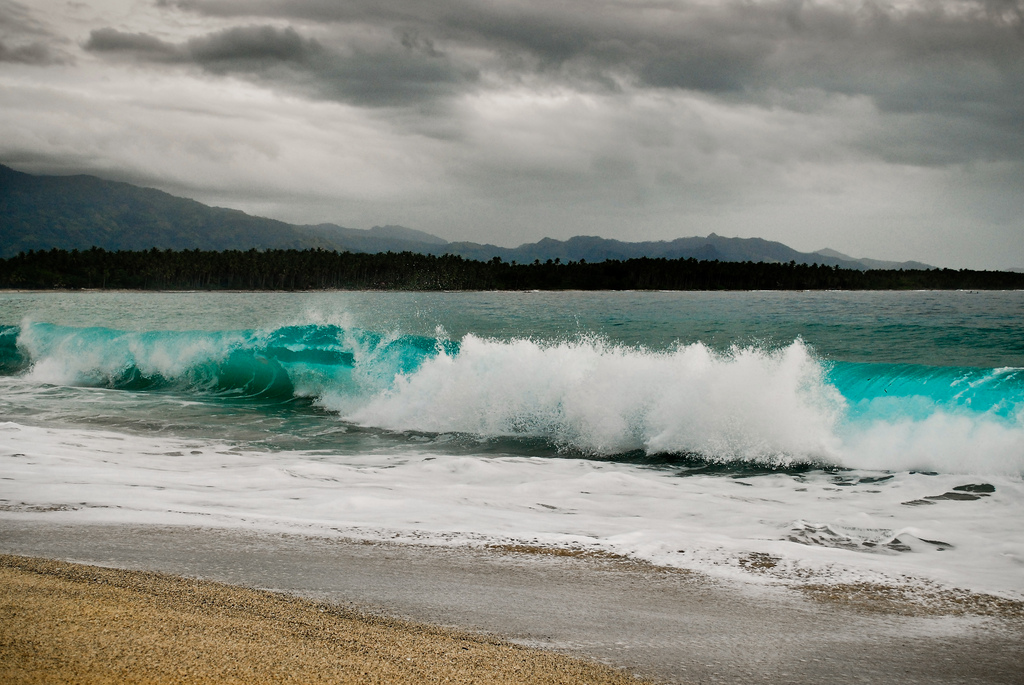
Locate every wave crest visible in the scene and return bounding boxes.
[342,336,844,464]
[9,321,1024,474]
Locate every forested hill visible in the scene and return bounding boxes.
[0,164,318,255]
[2,164,935,270]
[1,248,1020,291]
[0,165,444,257]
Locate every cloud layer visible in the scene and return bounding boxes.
[85,23,476,106]
[1,0,1022,267]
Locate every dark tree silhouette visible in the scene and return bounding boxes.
[1,248,1022,291]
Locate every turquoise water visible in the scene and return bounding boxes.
[2,290,1024,594]
[2,290,1022,366]
[1,290,1022,472]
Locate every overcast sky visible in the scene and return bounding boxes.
[1,0,1022,268]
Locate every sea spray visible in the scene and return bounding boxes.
[345,335,845,463]
[8,320,1024,474]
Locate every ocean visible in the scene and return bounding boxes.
[1,290,1022,597]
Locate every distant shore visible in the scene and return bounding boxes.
[3,247,1023,291]
[0,554,649,685]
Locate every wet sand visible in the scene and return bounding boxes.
[0,555,649,685]
[2,521,1023,684]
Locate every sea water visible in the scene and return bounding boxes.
[1,290,1022,596]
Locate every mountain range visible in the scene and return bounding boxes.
[0,164,932,270]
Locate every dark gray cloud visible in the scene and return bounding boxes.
[148,0,1023,161]
[85,27,181,59]
[188,24,310,63]
[87,25,318,65]
[157,0,1023,81]
[0,0,72,64]
[0,0,55,35]
[0,40,61,64]
[157,0,784,92]
[85,24,476,106]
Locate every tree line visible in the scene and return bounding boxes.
[1,247,1022,291]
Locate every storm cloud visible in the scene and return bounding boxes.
[100,0,1024,163]
[85,27,182,59]
[2,0,1023,268]
[156,0,1023,93]
[0,0,72,64]
[86,23,476,105]
[0,40,61,64]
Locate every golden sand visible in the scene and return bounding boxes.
[0,555,653,685]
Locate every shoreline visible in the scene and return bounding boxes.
[2,521,1023,684]
[0,554,649,685]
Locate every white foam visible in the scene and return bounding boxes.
[345,336,845,464]
[2,420,1021,597]
[838,410,1024,475]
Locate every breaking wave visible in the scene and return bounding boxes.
[6,321,1024,474]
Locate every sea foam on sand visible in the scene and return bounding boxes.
[2,419,1021,598]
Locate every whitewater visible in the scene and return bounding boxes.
[1,290,1022,597]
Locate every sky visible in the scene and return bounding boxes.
[1,0,1022,268]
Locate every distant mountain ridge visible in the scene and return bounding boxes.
[0,164,932,270]
[812,248,932,271]
[0,164,443,257]
[430,235,932,271]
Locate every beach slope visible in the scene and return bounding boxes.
[0,554,649,685]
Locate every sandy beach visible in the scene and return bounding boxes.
[2,521,1023,684]
[0,554,650,685]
